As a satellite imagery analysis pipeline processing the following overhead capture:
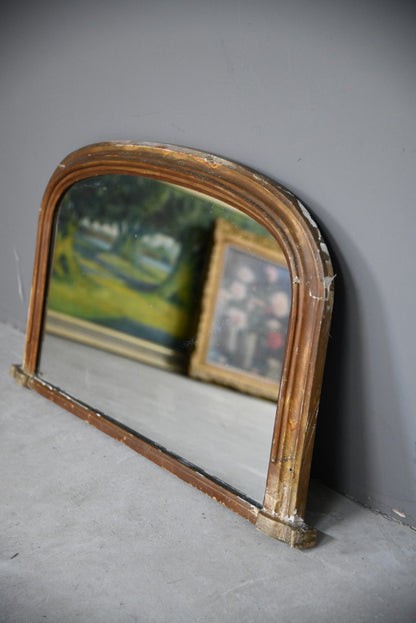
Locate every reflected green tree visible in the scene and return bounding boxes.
[51,174,274,349]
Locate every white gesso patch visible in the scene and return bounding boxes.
[297,199,319,231]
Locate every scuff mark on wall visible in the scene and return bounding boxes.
[13,248,25,303]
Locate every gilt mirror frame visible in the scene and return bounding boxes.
[12,141,334,548]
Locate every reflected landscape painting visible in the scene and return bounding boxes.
[47,175,275,369]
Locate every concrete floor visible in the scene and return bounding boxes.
[2,323,416,623]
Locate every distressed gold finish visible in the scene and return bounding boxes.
[10,364,30,387]
[12,142,334,548]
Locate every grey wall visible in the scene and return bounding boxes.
[1,0,415,526]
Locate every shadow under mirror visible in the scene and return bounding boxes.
[39,174,291,504]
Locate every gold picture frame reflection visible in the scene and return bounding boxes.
[190,219,291,401]
[44,309,186,372]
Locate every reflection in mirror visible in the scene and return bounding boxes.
[39,175,290,504]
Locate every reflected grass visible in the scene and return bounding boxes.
[48,257,190,341]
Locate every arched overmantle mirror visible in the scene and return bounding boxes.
[11,142,334,548]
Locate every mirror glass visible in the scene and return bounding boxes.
[38,175,291,504]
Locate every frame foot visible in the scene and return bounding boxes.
[10,364,30,387]
[256,510,316,548]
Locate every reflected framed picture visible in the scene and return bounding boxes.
[189,219,291,401]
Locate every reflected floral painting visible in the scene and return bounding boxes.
[190,219,290,400]
[208,247,291,383]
